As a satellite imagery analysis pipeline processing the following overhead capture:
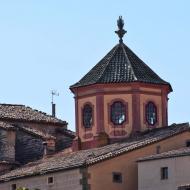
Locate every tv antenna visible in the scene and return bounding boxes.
[51,90,59,117]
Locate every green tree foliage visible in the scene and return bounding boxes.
[16,188,29,190]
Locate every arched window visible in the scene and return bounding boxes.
[111,101,126,125]
[146,102,157,125]
[83,104,93,128]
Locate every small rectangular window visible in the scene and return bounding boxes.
[113,172,122,183]
[47,176,54,185]
[161,167,168,180]
[186,140,190,147]
[11,184,16,190]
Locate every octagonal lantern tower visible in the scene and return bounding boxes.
[70,17,172,150]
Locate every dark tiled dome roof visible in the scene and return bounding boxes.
[70,43,172,91]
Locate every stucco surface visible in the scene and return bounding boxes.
[88,131,190,190]
[0,169,82,190]
[138,155,190,190]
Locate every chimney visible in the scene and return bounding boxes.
[43,142,48,156]
[43,139,55,156]
[52,103,56,117]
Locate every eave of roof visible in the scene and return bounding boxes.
[0,121,16,131]
[0,104,67,126]
[17,125,56,140]
[178,184,190,189]
[70,42,172,92]
[137,147,190,162]
[0,123,189,183]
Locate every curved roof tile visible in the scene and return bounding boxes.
[70,43,172,91]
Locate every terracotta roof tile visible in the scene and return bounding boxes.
[0,122,189,182]
[17,125,56,140]
[178,184,190,189]
[70,43,172,91]
[137,147,190,162]
[0,121,16,131]
[0,104,66,125]
[0,120,55,139]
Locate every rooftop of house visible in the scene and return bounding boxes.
[0,121,16,131]
[0,121,55,139]
[17,125,56,140]
[178,184,190,190]
[137,147,190,162]
[0,104,67,126]
[0,122,189,182]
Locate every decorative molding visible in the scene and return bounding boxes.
[96,94,104,133]
[75,96,79,136]
[72,82,171,95]
[161,89,168,126]
[110,130,127,137]
[132,90,141,132]
[83,133,93,139]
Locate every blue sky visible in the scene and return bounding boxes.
[0,0,189,131]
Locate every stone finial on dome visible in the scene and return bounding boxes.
[115,16,127,43]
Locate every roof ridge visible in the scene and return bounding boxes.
[0,121,16,131]
[121,43,137,80]
[96,44,120,83]
[0,103,67,125]
[26,106,62,120]
[137,147,190,162]
[16,125,56,140]
[0,103,24,106]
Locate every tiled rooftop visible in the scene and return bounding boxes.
[0,121,55,139]
[0,121,16,131]
[70,42,172,91]
[137,147,190,162]
[0,104,66,125]
[178,184,190,189]
[0,122,189,182]
[17,125,56,140]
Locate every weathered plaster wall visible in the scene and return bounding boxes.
[0,169,82,190]
[138,156,190,190]
[74,83,169,149]
[88,131,190,190]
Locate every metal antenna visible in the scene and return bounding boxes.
[51,90,59,117]
[51,90,59,104]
